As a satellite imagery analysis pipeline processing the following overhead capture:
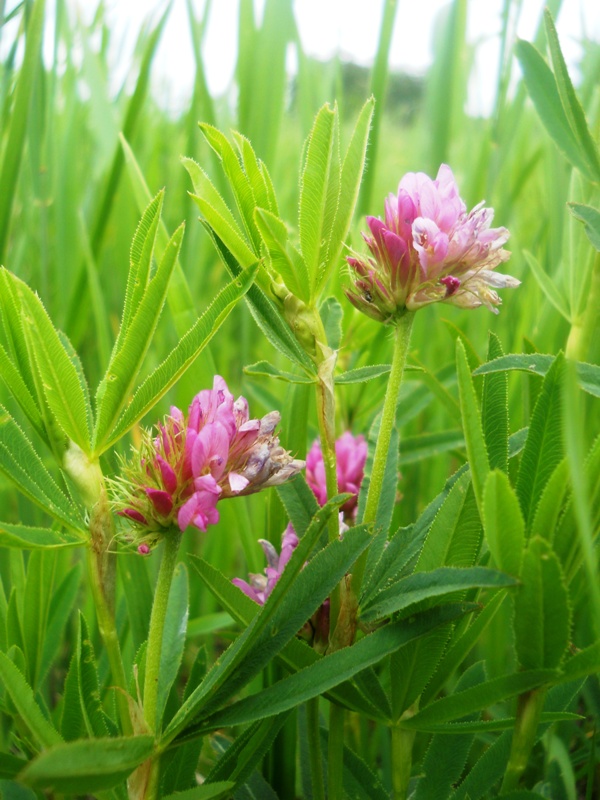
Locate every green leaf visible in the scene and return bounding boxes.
[276,475,320,539]
[207,228,316,374]
[9,274,92,451]
[187,612,235,639]
[0,407,83,530]
[514,537,571,670]
[514,39,590,176]
[232,130,278,215]
[206,717,289,789]
[192,556,383,720]
[568,203,600,251]
[184,159,257,269]
[415,662,485,799]
[0,651,62,748]
[335,365,393,384]
[0,522,84,549]
[101,262,258,451]
[558,641,600,683]
[414,472,482,574]
[530,458,570,544]
[0,752,28,780]
[0,0,46,262]
[400,669,558,730]
[93,223,184,451]
[516,354,566,527]
[254,208,310,301]
[483,470,525,576]
[322,97,374,294]
[121,190,164,342]
[162,782,235,800]
[456,339,489,518]
[320,296,344,351]
[0,341,45,439]
[19,736,155,794]
[156,564,189,729]
[199,124,262,251]
[522,250,571,321]
[244,360,315,384]
[298,103,336,296]
[473,353,600,398]
[163,513,369,741]
[360,566,514,624]
[192,605,469,734]
[544,9,600,183]
[424,592,507,704]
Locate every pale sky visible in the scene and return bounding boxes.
[102,0,598,116]
[3,0,599,116]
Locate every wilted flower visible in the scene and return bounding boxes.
[113,376,304,546]
[232,524,330,650]
[346,164,518,322]
[232,523,299,604]
[306,432,367,519]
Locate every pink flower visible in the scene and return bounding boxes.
[232,524,299,604]
[306,432,367,518]
[113,376,304,548]
[346,164,518,322]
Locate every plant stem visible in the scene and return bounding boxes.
[501,688,547,794]
[566,252,600,362]
[143,530,183,735]
[307,698,326,800]
[353,312,414,596]
[328,701,345,800]
[86,484,133,736]
[391,725,416,800]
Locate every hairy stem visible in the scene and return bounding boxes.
[85,475,132,736]
[391,725,416,800]
[143,530,183,734]
[501,687,547,794]
[353,312,414,596]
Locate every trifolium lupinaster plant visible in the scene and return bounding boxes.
[1,11,599,799]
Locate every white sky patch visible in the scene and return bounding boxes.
[3,0,599,116]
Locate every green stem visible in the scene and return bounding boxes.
[86,546,132,736]
[353,312,414,596]
[307,698,326,800]
[501,687,547,794]
[566,252,600,362]
[143,530,183,735]
[85,480,132,736]
[328,701,345,800]
[391,725,416,800]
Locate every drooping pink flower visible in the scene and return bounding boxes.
[306,432,367,518]
[232,524,299,604]
[346,164,518,323]
[232,524,330,649]
[113,376,304,549]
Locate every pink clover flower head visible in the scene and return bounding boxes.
[113,376,304,549]
[306,431,367,518]
[232,524,299,604]
[346,164,518,323]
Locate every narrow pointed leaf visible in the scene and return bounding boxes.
[102,262,257,451]
[19,736,154,794]
[360,566,515,624]
[568,202,600,251]
[523,250,570,320]
[456,339,489,517]
[299,103,336,294]
[0,522,84,549]
[483,470,525,575]
[94,224,184,450]
[0,651,62,748]
[254,207,310,300]
[474,353,600,398]
[544,9,600,182]
[514,38,590,176]
[193,605,470,733]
